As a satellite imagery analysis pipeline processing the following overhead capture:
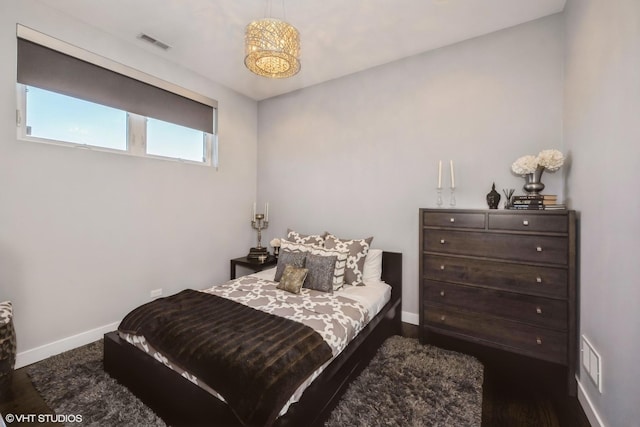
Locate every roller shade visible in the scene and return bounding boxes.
[17,37,215,134]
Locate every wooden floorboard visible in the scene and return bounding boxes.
[1,324,591,427]
[0,369,56,426]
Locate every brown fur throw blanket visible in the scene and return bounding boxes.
[119,289,332,426]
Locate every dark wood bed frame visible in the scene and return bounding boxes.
[103,251,402,427]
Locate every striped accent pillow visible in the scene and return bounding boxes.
[280,240,348,290]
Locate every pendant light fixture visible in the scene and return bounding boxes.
[244,1,300,79]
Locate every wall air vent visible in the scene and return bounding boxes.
[137,33,171,50]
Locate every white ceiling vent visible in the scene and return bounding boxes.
[137,33,171,50]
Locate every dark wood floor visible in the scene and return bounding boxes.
[401,323,591,427]
[1,324,591,427]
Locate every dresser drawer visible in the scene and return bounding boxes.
[488,213,568,233]
[424,230,568,265]
[424,255,567,299]
[423,280,567,330]
[424,306,567,364]
[423,211,485,229]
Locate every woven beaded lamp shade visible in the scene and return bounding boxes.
[244,18,300,78]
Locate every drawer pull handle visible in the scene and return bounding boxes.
[440,239,446,244]
[536,307,543,314]
[536,337,543,345]
[536,246,543,252]
[450,218,455,223]
[440,315,446,322]
[536,277,542,283]
[440,265,445,270]
[440,291,445,297]
[523,220,529,226]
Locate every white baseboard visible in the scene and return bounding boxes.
[401,311,419,325]
[15,321,119,369]
[578,378,606,427]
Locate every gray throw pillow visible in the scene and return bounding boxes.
[274,250,307,282]
[303,253,337,293]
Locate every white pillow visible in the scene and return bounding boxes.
[362,249,383,283]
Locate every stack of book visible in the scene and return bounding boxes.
[510,194,566,210]
[247,246,269,260]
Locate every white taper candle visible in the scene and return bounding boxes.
[438,160,442,188]
[450,160,455,188]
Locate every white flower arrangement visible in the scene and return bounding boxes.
[511,149,564,175]
[511,155,539,175]
[270,238,281,247]
[536,149,564,171]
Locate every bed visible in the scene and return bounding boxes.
[104,247,402,427]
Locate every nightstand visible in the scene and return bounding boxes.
[230,256,278,280]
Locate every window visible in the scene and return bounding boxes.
[24,86,127,151]
[146,118,207,162]
[16,25,218,166]
[18,85,216,165]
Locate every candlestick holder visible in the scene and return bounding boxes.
[436,188,443,208]
[449,187,456,207]
[248,213,269,260]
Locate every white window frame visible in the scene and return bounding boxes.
[16,84,219,167]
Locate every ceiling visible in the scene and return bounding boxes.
[37,0,566,101]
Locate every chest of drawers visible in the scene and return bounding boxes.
[419,208,577,394]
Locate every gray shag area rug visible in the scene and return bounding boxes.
[27,336,483,426]
[27,340,166,426]
[326,335,483,427]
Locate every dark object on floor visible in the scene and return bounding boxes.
[326,335,483,427]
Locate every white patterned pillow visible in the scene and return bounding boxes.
[324,234,373,286]
[280,240,348,290]
[285,229,326,247]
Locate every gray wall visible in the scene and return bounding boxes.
[564,0,640,425]
[0,1,258,357]
[257,15,564,322]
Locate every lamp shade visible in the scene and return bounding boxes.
[244,18,300,78]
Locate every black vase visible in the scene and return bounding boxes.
[486,183,501,209]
